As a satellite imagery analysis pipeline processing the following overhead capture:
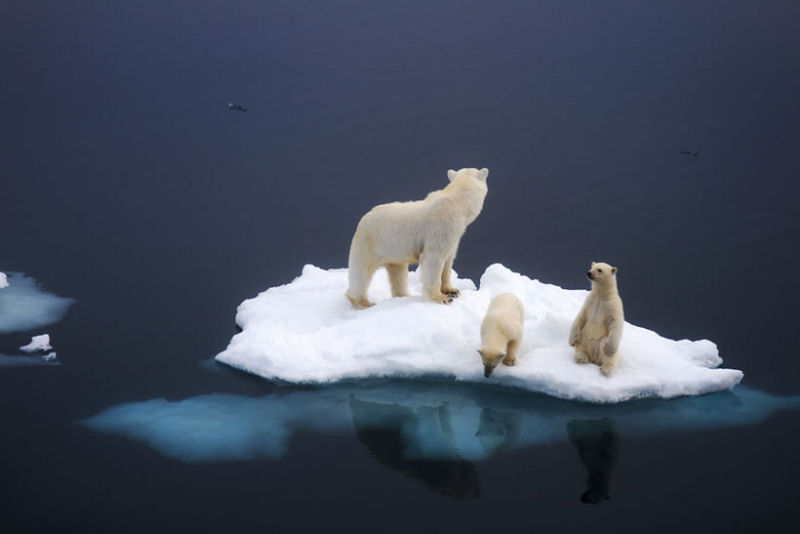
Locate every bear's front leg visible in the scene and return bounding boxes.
[599,353,618,377]
[569,306,587,347]
[598,337,618,376]
[420,254,453,304]
[503,339,519,367]
[440,258,460,298]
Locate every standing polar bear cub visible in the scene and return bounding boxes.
[479,293,525,378]
[346,167,489,308]
[569,262,624,376]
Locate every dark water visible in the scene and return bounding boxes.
[2,1,799,531]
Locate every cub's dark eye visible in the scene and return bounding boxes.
[598,269,603,273]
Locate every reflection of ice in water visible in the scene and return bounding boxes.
[81,382,800,464]
[0,272,74,334]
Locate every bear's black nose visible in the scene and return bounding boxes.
[586,271,593,279]
[484,366,493,378]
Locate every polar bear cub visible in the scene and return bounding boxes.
[569,262,624,377]
[478,293,525,378]
[346,167,489,308]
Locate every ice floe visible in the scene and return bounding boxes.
[215,264,743,403]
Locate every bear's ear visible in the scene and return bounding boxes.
[479,168,489,181]
[591,261,597,266]
[611,266,617,274]
[447,169,457,182]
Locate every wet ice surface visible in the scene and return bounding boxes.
[81,382,799,463]
[216,264,743,403]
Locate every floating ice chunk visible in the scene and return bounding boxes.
[0,272,8,288]
[41,352,57,362]
[0,273,75,333]
[81,383,800,463]
[215,264,743,403]
[20,334,52,353]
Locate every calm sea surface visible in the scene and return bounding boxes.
[2,1,799,532]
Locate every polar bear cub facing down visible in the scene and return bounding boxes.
[346,167,489,308]
[569,262,624,377]
[479,293,525,378]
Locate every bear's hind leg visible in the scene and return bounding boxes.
[574,348,591,364]
[346,261,378,308]
[385,263,410,297]
[440,257,460,297]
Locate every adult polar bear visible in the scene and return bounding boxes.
[346,167,489,308]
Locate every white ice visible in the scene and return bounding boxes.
[215,264,743,403]
[0,272,8,289]
[81,383,799,463]
[0,272,75,334]
[20,334,52,353]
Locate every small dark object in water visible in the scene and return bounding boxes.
[680,150,699,157]
[228,102,247,112]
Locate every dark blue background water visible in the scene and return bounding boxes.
[2,1,799,531]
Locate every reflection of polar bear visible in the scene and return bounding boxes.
[478,293,524,378]
[569,262,624,376]
[346,168,489,308]
[567,418,619,504]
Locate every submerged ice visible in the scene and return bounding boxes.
[0,272,71,367]
[0,272,75,334]
[81,383,799,464]
[215,264,743,403]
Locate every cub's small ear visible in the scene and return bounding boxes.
[591,261,597,266]
[611,266,617,274]
[479,168,489,181]
[447,169,457,182]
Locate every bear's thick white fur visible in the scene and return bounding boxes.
[346,167,489,308]
[478,292,524,378]
[569,262,624,376]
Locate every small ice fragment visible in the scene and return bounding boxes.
[20,334,53,353]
